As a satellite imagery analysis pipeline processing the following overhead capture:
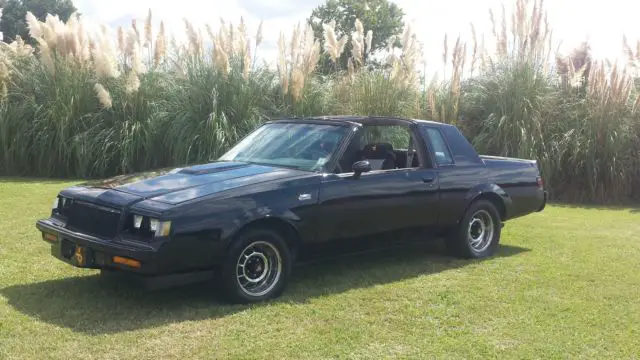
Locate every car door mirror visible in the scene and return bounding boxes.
[352,160,372,179]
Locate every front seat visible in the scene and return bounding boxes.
[359,143,396,170]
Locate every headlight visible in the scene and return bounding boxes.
[149,219,159,232]
[133,215,143,228]
[130,214,172,237]
[53,196,72,213]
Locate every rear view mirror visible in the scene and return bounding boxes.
[352,160,371,179]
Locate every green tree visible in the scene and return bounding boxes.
[308,0,404,73]
[0,0,77,42]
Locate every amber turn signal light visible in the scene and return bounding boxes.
[43,233,58,243]
[112,256,141,268]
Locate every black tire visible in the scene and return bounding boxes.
[447,199,502,259]
[219,228,292,304]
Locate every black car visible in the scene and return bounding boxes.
[36,116,547,303]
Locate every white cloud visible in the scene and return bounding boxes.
[72,0,640,73]
[396,0,640,76]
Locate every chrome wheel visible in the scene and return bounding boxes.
[236,240,282,297]
[467,209,494,252]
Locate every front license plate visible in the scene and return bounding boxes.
[74,246,86,266]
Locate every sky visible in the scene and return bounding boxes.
[72,0,640,76]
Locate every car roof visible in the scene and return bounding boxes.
[267,115,453,128]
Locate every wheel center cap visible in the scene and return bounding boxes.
[470,219,485,240]
[246,256,267,280]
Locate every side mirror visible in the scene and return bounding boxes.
[352,160,371,179]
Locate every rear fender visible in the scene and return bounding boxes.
[464,184,513,221]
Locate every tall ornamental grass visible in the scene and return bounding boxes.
[0,0,639,204]
[428,0,640,203]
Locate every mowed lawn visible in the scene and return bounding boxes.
[1,179,639,359]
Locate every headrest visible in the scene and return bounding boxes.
[361,143,395,159]
[320,141,336,152]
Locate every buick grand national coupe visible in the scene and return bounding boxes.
[36,116,547,303]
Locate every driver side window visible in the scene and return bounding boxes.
[333,125,422,174]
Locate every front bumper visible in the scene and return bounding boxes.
[36,218,159,275]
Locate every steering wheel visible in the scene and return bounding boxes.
[304,148,330,160]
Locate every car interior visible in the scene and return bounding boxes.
[334,125,422,173]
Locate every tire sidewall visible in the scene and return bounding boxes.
[459,200,501,258]
[220,228,292,304]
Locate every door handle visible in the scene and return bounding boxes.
[422,175,435,183]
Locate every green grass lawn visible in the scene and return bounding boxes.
[1,179,639,359]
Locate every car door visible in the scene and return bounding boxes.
[313,125,439,247]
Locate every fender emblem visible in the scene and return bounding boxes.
[298,193,312,201]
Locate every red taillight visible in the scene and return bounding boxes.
[536,176,544,189]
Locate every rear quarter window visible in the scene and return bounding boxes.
[440,126,483,166]
[422,128,454,166]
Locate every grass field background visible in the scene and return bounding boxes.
[1,179,639,359]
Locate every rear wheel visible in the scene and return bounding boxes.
[447,200,501,259]
[219,228,291,304]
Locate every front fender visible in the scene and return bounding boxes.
[223,207,302,243]
[169,199,308,266]
[153,172,322,267]
[216,208,306,263]
[206,192,315,263]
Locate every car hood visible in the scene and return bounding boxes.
[61,161,308,207]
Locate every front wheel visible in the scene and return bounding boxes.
[219,228,291,304]
[447,200,502,259]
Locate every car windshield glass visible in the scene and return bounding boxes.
[219,122,349,171]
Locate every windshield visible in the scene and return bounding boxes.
[219,122,350,171]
